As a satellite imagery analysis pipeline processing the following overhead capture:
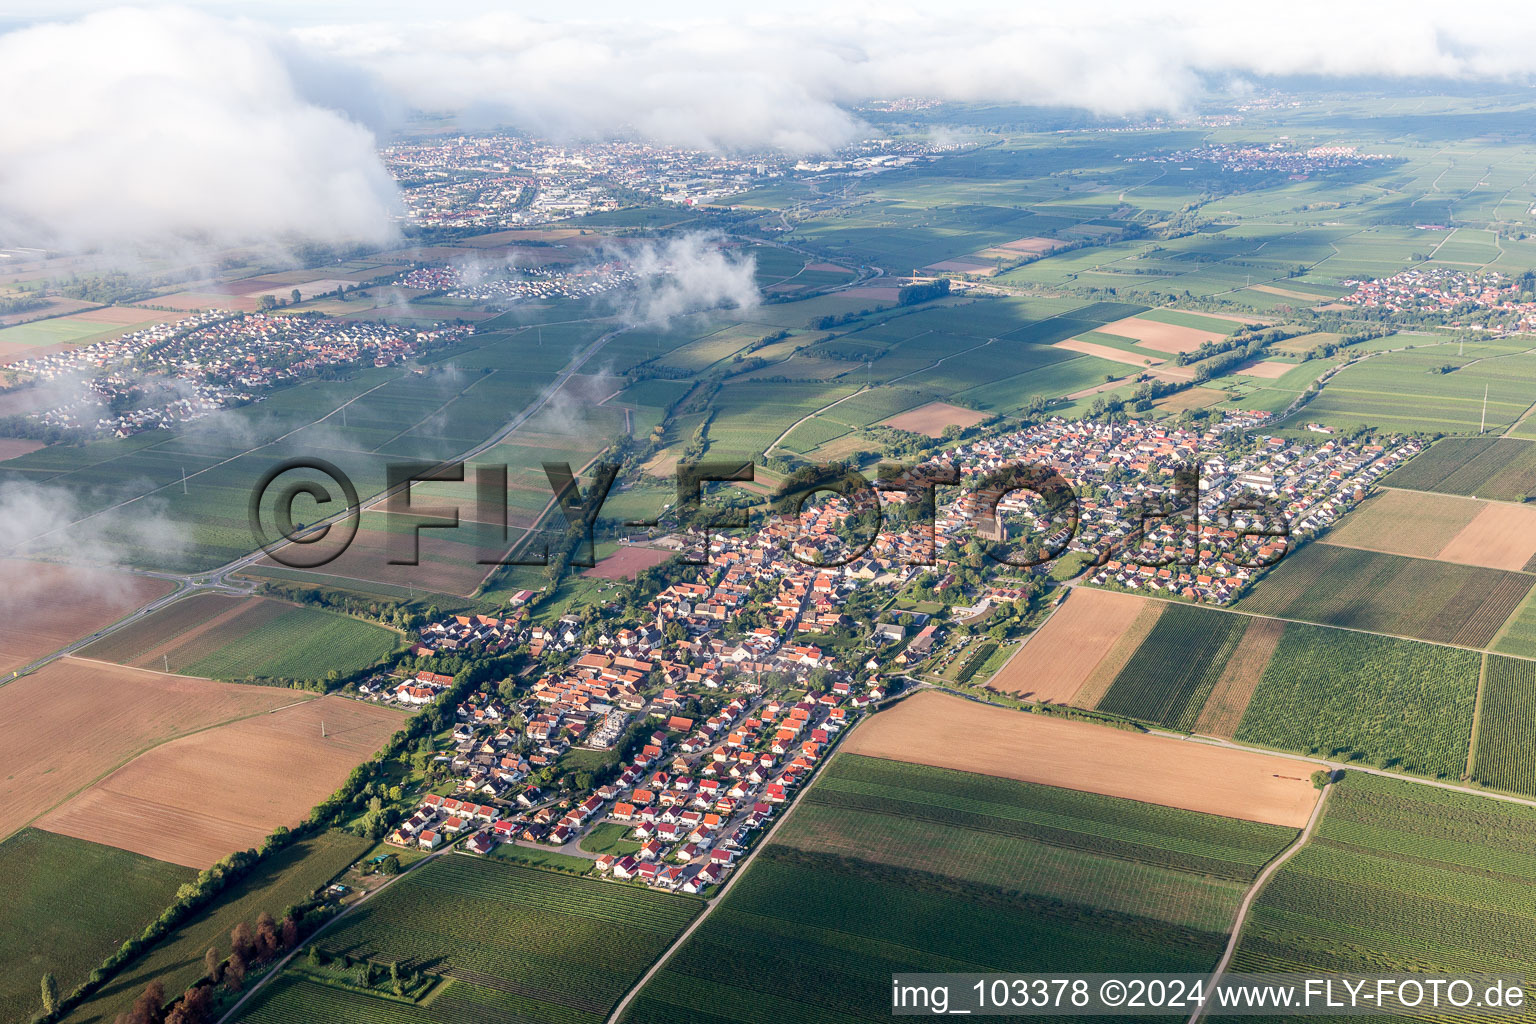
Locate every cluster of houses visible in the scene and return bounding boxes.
[8,310,473,439]
[928,416,1418,603]
[382,662,870,895]
[399,260,639,305]
[1343,267,1536,330]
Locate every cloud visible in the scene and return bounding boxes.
[0,7,401,254]
[9,0,1536,257]
[294,1,1536,154]
[618,233,760,325]
[0,479,188,603]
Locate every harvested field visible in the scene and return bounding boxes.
[0,658,302,841]
[1438,502,1536,572]
[0,560,175,675]
[993,236,1065,255]
[878,400,991,436]
[1321,488,1483,560]
[1237,360,1298,379]
[1194,618,1286,737]
[38,696,401,868]
[1151,387,1228,412]
[1057,337,1164,366]
[1071,597,1165,709]
[991,589,1150,702]
[0,438,43,461]
[847,691,1318,827]
[1249,284,1333,301]
[66,305,163,324]
[922,258,997,275]
[584,545,674,579]
[1101,316,1225,353]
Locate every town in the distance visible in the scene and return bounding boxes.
[6,6,1536,1024]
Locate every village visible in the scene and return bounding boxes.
[4,312,474,438]
[351,410,1416,897]
[1342,265,1536,331]
[398,259,638,306]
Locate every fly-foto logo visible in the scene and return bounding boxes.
[248,458,1290,571]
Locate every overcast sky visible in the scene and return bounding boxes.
[5,1,1536,254]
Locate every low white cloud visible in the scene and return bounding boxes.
[0,7,400,254]
[8,1,1536,256]
[0,479,188,602]
[620,233,760,325]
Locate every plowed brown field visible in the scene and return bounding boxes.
[0,658,303,841]
[845,690,1318,827]
[38,696,401,867]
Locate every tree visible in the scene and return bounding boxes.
[290,288,302,305]
[255,911,280,960]
[230,920,254,962]
[203,947,222,984]
[41,972,58,1016]
[307,944,322,966]
[224,951,247,993]
[129,980,166,1024]
[1311,769,1333,790]
[389,960,403,996]
[281,915,300,950]
[257,294,278,312]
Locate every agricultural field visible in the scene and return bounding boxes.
[1318,487,1483,559]
[0,560,176,675]
[1236,541,1532,648]
[845,691,1318,827]
[77,595,399,680]
[38,696,403,868]
[1470,656,1536,797]
[619,753,1299,1024]
[294,856,701,1024]
[1493,590,1536,657]
[65,831,371,1024]
[1233,622,1480,778]
[1225,772,1536,993]
[990,588,1151,703]
[1094,604,1251,731]
[0,830,194,1024]
[1285,349,1535,435]
[0,658,307,842]
[1384,436,1536,502]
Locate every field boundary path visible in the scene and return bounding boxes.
[214,844,454,1024]
[1187,779,1333,1024]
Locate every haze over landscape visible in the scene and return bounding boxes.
[6,3,1536,1024]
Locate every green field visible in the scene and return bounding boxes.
[1471,656,1536,796]
[1226,772,1536,997]
[178,606,400,681]
[1233,622,1479,777]
[1236,542,1531,648]
[619,754,1297,1024]
[1095,604,1250,731]
[0,830,194,1024]
[1286,350,1536,435]
[290,857,701,1024]
[66,831,371,1024]
[1384,436,1536,502]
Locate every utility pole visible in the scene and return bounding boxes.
[181,468,187,495]
[1481,384,1488,434]
[164,654,170,673]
